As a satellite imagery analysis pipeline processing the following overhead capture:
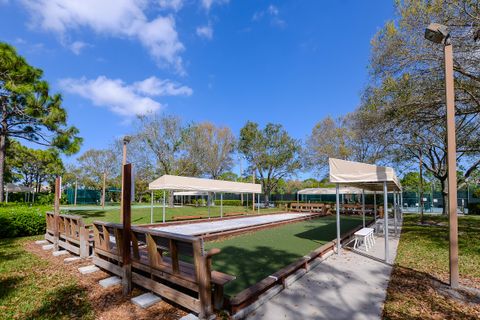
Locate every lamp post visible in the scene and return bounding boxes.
[424,23,459,288]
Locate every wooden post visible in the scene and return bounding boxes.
[122,164,132,296]
[53,177,61,251]
[102,172,106,210]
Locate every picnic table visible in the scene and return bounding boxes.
[353,227,375,251]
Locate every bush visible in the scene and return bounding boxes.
[0,206,48,238]
[213,199,242,206]
[468,203,480,215]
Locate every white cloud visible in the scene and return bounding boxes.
[201,0,229,11]
[59,76,192,117]
[69,41,89,55]
[196,25,213,40]
[158,0,183,11]
[20,0,185,73]
[252,4,286,28]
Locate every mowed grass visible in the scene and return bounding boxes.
[383,214,480,319]
[0,236,93,320]
[205,215,367,296]
[63,205,281,225]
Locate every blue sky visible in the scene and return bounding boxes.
[0,0,395,174]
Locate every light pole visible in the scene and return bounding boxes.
[425,23,459,288]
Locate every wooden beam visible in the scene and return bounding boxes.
[122,163,132,296]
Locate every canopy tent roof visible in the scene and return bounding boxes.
[329,158,402,191]
[149,175,262,194]
[5,183,34,193]
[298,187,375,195]
[173,191,208,196]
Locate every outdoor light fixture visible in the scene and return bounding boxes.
[424,23,450,44]
[424,22,459,289]
[123,135,131,144]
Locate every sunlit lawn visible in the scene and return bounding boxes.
[0,236,93,320]
[383,214,480,319]
[62,205,282,225]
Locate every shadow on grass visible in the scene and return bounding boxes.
[384,265,480,320]
[294,217,367,243]
[23,284,93,320]
[70,210,108,220]
[0,276,24,300]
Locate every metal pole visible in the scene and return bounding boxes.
[150,190,154,224]
[162,190,166,223]
[257,193,260,214]
[336,184,341,254]
[102,172,106,209]
[384,181,389,263]
[220,193,223,218]
[362,189,365,228]
[445,42,459,288]
[252,169,255,211]
[74,179,78,206]
[394,191,398,234]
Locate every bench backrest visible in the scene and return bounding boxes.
[46,212,87,241]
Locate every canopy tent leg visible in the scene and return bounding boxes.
[5,190,8,203]
[362,189,365,228]
[162,190,166,223]
[297,192,299,204]
[336,184,341,255]
[384,181,389,263]
[208,193,211,219]
[373,191,377,222]
[220,193,223,218]
[394,192,398,235]
[150,190,154,224]
[257,193,260,214]
[400,191,403,220]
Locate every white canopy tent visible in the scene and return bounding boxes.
[329,158,402,263]
[172,191,208,207]
[5,183,35,203]
[148,175,262,223]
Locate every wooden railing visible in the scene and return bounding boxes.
[45,212,91,258]
[289,203,332,215]
[92,221,235,319]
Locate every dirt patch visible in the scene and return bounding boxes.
[25,242,187,320]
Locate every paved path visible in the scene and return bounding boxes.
[152,213,309,235]
[248,229,401,320]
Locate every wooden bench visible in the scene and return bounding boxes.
[45,212,91,258]
[172,215,203,221]
[92,221,235,318]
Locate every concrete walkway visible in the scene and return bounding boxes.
[248,229,401,320]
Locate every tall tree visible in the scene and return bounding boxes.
[238,121,302,205]
[361,0,480,214]
[185,122,236,179]
[0,43,82,201]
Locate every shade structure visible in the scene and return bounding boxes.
[298,187,375,195]
[149,175,262,194]
[328,158,402,263]
[5,183,34,192]
[329,158,401,191]
[173,191,208,196]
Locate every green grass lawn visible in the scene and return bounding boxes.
[383,214,480,319]
[0,236,93,320]
[205,215,367,296]
[62,205,281,225]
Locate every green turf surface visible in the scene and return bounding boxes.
[62,205,281,225]
[205,215,368,296]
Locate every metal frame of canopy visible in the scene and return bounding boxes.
[148,175,262,224]
[5,183,35,203]
[329,158,403,263]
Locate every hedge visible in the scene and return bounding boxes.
[0,206,48,238]
[213,199,242,206]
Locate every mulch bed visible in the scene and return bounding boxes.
[25,241,187,320]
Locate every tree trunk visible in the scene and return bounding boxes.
[168,191,174,208]
[440,178,448,215]
[419,150,424,223]
[0,133,5,203]
[264,193,270,206]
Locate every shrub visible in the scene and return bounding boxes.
[468,203,480,215]
[213,199,242,206]
[0,206,48,238]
